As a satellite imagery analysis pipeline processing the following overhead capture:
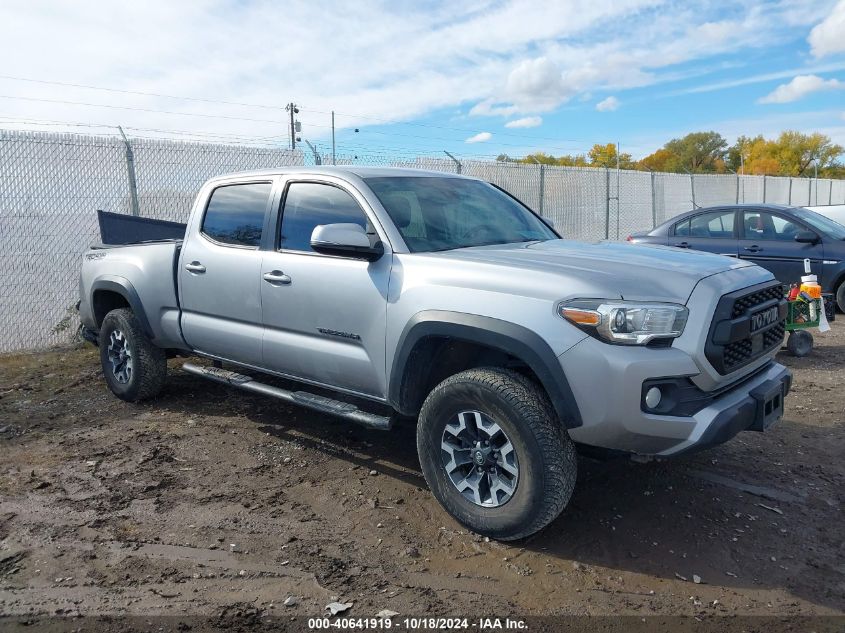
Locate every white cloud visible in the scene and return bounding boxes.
[669,62,845,96]
[595,96,620,111]
[0,0,839,149]
[504,116,542,128]
[465,131,492,143]
[504,57,570,112]
[809,1,845,57]
[469,99,520,118]
[759,74,844,103]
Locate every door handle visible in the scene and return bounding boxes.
[263,270,292,285]
[743,245,762,253]
[674,241,690,248]
[185,261,206,273]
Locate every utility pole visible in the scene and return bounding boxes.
[331,111,336,166]
[285,103,299,151]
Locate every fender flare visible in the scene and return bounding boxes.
[90,276,154,339]
[389,310,582,428]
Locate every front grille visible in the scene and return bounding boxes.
[706,281,787,375]
[723,339,753,371]
[730,284,784,318]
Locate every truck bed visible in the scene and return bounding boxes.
[97,210,186,245]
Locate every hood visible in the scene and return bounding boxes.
[434,239,756,303]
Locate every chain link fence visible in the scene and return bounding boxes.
[2,128,845,353]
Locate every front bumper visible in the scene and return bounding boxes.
[561,335,791,457]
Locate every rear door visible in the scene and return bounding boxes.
[670,209,738,258]
[737,209,824,285]
[259,178,392,398]
[179,179,274,365]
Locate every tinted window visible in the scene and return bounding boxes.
[280,182,369,252]
[365,177,556,252]
[674,218,690,236]
[688,210,734,238]
[743,211,802,241]
[202,183,271,247]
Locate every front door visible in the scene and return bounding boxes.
[179,180,273,366]
[260,179,391,398]
[737,210,824,285]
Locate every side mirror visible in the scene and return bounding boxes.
[794,230,819,244]
[539,216,556,231]
[310,223,384,261]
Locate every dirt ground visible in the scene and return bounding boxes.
[0,323,843,629]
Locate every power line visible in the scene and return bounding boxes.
[0,115,290,144]
[0,93,590,152]
[0,74,594,145]
[0,74,287,111]
[303,107,590,144]
[0,94,292,124]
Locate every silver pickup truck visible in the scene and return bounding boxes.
[78,167,791,540]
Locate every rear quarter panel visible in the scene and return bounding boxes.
[80,242,186,349]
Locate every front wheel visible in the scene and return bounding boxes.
[417,368,577,541]
[836,280,845,313]
[98,308,167,402]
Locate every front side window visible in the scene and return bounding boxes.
[365,176,556,252]
[790,207,845,240]
[743,211,802,241]
[280,182,370,252]
[201,182,271,247]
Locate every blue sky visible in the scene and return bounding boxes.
[1,1,844,159]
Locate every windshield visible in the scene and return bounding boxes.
[365,176,557,252]
[793,207,845,240]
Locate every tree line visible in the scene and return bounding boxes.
[498,130,844,178]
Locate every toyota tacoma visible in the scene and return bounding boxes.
[78,167,791,540]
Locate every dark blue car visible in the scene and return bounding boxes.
[629,204,845,311]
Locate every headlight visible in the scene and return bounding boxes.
[558,299,688,345]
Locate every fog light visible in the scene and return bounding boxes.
[645,387,662,409]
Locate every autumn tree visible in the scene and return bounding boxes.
[637,148,677,172]
[587,143,634,168]
[663,131,728,173]
[727,132,843,176]
[519,152,588,167]
[770,131,843,176]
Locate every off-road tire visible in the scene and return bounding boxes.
[98,308,167,402]
[417,367,577,541]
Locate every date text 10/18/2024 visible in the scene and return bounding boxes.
[307,617,528,630]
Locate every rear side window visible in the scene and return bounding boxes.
[201,182,272,248]
[279,182,370,252]
[689,210,734,238]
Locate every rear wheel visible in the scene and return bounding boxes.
[98,308,167,401]
[417,368,576,541]
[836,280,845,313]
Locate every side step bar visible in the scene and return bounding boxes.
[181,362,394,430]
